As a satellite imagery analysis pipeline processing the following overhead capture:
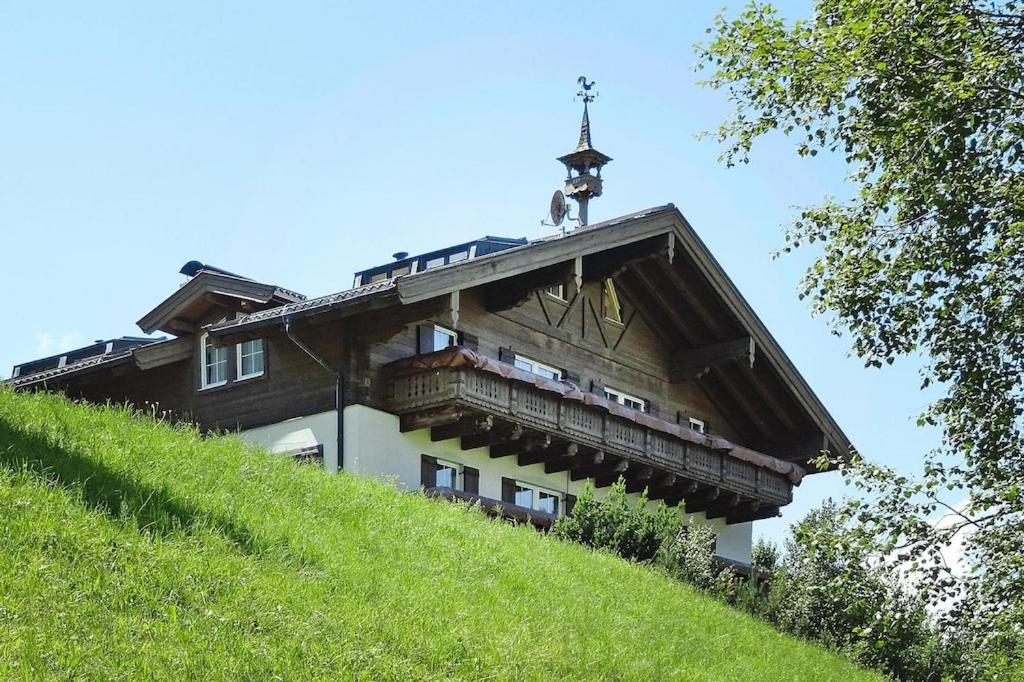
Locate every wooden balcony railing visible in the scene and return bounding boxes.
[385,349,801,512]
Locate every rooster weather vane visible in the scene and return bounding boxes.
[543,76,612,231]
[576,76,598,104]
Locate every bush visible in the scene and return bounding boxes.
[553,479,680,563]
[659,522,734,595]
[762,501,952,681]
[750,539,779,573]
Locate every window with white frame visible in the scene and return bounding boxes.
[513,354,562,381]
[688,417,706,434]
[605,387,646,412]
[433,459,461,488]
[544,283,566,301]
[237,338,265,380]
[424,255,445,269]
[201,333,228,389]
[432,325,458,351]
[514,481,561,515]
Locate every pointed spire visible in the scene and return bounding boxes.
[575,101,593,152]
[556,77,612,227]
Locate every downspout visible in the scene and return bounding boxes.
[283,316,345,473]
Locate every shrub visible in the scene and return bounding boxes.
[553,479,681,563]
[659,522,733,595]
[764,501,952,681]
[750,539,779,573]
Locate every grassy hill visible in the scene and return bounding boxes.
[0,389,880,681]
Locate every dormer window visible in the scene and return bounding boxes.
[602,279,622,324]
[237,339,265,380]
[201,333,228,389]
[688,417,706,434]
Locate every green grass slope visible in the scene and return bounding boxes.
[0,389,880,681]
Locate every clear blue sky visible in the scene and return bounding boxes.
[0,1,939,545]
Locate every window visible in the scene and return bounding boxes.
[434,459,460,488]
[391,265,410,277]
[370,271,389,283]
[201,333,228,389]
[432,325,458,351]
[425,255,445,269]
[602,278,623,324]
[544,283,566,301]
[514,482,560,515]
[237,339,265,380]
[605,387,646,412]
[513,354,562,381]
[688,417,706,434]
[448,250,469,263]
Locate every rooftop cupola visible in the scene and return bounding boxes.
[557,77,612,226]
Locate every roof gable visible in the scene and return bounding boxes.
[206,204,851,465]
[137,270,305,336]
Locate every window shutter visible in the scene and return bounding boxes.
[498,347,515,364]
[501,476,516,503]
[565,493,577,516]
[420,454,438,488]
[676,410,684,425]
[645,399,658,418]
[459,332,479,352]
[562,369,580,386]
[590,379,606,395]
[463,466,480,495]
[417,325,435,354]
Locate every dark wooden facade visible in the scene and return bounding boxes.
[10,205,851,524]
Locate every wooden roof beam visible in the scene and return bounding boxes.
[482,260,579,312]
[652,257,735,339]
[545,449,603,474]
[572,457,630,482]
[700,367,778,444]
[625,263,707,346]
[727,504,781,524]
[702,493,744,519]
[670,336,755,382]
[582,234,675,281]
[430,415,493,443]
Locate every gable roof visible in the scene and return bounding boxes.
[137,268,305,335]
[209,204,852,465]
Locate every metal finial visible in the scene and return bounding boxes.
[576,76,597,104]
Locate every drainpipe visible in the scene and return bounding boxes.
[283,316,345,472]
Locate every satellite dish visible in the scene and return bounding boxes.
[549,190,567,227]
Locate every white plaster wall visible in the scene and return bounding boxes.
[239,410,339,473]
[342,403,754,563]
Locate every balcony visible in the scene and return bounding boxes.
[385,348,805,524]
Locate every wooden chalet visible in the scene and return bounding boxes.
[8,95,851,565]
